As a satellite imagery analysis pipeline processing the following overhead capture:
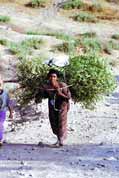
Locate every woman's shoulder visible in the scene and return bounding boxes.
[59,82,68,87]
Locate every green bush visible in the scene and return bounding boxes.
[17,57,48,105]
[72,12,97,22]
[17,54,116,109]
[0,15,10,22]
[65,54,116,108]
[78,37,103,53]
[108,40,119,50]
[61,0,84,10]
[111,34,119,40]
[29,0,48,8]
[54,36,102,55]
[53,41,76,55]
[0,39,8,46]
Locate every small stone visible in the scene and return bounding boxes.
[96,163,105,168]
[99,142,104,146]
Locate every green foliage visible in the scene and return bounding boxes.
[79,32,97,38]
[27,30,74,41]
[77,37,103,53]
[17,57,48,105]
[0,39,8,45]
[72,12,97,22]
[61,0,84,10]
[65,54,116,108]
[53,41,76,55]
[29,0,48,8]
[8,38,43,59]
[111,34,119,40]
[54,36,103,56]
[0,15,10,22]
[108,40,119,50]
[17,53,116,109]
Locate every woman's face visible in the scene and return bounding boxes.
[49,73,58,83]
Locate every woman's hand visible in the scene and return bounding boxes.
[52,81,60,89]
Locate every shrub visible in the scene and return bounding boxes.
[53,36,103,56]
[77,37,103,53]
[0,15,10,22]
[26,0,48,8]
[87,3,104,13]
[53,39,77,56]
[61,0,84,10]
[17,57,48,105]
[0,39,8,45]
[111,34,119,40]
[72,12,97,22]
[108,40,119,50]
[65,54,116,108]
[17,54,116,109]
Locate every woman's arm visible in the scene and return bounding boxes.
[56,83,71,99]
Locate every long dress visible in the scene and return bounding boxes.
[45,82,71,140]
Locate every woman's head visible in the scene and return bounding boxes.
[47,69,60,83]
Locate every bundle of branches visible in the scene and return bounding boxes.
[64,54,116,108]
[17,54,116,109]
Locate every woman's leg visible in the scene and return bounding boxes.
[58,104,68,146]
[0,111,6,142]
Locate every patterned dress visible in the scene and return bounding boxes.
[44,82,71,140]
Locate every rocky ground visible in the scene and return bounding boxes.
[0,0,119,177]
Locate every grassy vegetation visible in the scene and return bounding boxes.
[108,40,119,50]
[78,37,103,53]
[0,39,8,45]
[53,41,76,55]
[61,0,84,10]
[77,32,97,38]
[8,38,44,59]
[0,15,10,22]
[65,54,116,108]
[17,53,116,109]
[26,0,50,8]
[61,0,104,12]
[61,0,119,21]
[105,0,119,3]
[111,34,119,40]
[27,30,74,41]
[72,12,98,22]
[53,34,104,56]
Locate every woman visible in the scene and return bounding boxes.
[43,69,71,147]
[0,76,13,146]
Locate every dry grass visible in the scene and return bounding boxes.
[60,1,119,21]
[0,0,30,4]
[0,0,52,7]
[25,0,52,8]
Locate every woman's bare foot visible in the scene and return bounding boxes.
[0,141,3,147]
